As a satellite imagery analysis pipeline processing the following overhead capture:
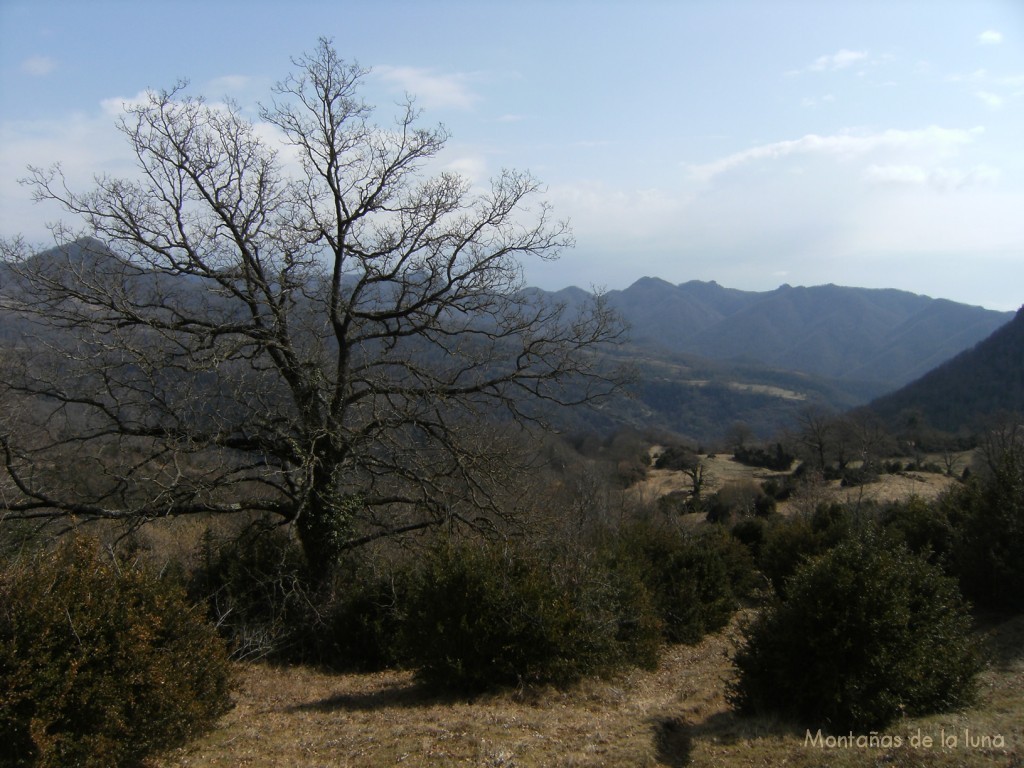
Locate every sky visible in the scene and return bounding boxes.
[1,0,1022,311]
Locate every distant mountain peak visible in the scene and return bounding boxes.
[630,276,676,289]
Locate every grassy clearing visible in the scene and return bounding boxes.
[155,613,1022,768]
[631,452,961,515]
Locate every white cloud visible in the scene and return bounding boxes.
[863,164,929,186]
[0,90,305,242]
[978,30,1003,45]
[443,154,488,184]
[801,93,836,108]
[975,90,1004,108]
[548,180,689,242]
[948,68,988,83]
[808,49,869,72]
[686,126,981,182]
[21,55,57,76]
[374,66,479,110]
[0,110,135,241]
[100,90,156,116]
[864,163,1000,191]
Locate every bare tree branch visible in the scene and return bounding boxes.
[0,39,625,570]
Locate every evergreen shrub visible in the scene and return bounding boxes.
[943,438,1024,613]
[611,523,757,643]
[733,443,794,471]
[402,541,661,693]
[754,504,852,598]
[0,537,234,768]
[730,534,980,731]
[317,564,409,671]
[191,525,313,663]
[879,497,954,566]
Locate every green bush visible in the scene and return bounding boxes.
[402,541,660,693]
[838,464,879,487]
[943,442,1024,613]
[611,523,757,644]
[730,534,980,731]
[0,537,234,768]
[754,516,823,598]
[760,476,793,502]
[733,443,794,471]
[756,505,851,598]
[730,517,767,560]
[879,497,954,566]
[706,480,774,523]
[654,445,700,471]
[192,527,413,671]
[316,564,409,672]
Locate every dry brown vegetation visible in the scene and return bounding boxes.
[631,451,962,516]
[155,612,1023,767]
[152,449,1024,767]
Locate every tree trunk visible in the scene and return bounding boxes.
[294,459,352,576]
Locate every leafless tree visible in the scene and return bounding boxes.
[844,410,893,471]
[940,448,964,478]
[685,459,710,512]
[796,406,836,472]
[977,420,1024,485]
[724,421,753,453]
[0,40,624,572]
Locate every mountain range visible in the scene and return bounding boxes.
[3,240,1018,442]
[552,277,1014,392]
[532,278,1017,441]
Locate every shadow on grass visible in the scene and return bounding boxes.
[652,709,808,767]
[653,716,692,768]
[978,612,1024,670]
[288,678,460,713]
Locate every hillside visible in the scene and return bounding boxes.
[868,306,1024,433]
[586,347,875,443]
[592,278,1013,390]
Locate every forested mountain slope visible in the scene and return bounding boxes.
[867,306,1024,433]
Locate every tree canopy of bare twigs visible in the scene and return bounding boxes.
[0,39,624,571]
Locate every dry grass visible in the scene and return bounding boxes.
[630,451,961,516]
[155,613,1023,768]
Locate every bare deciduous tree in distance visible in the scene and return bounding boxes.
[0,39,624,572]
